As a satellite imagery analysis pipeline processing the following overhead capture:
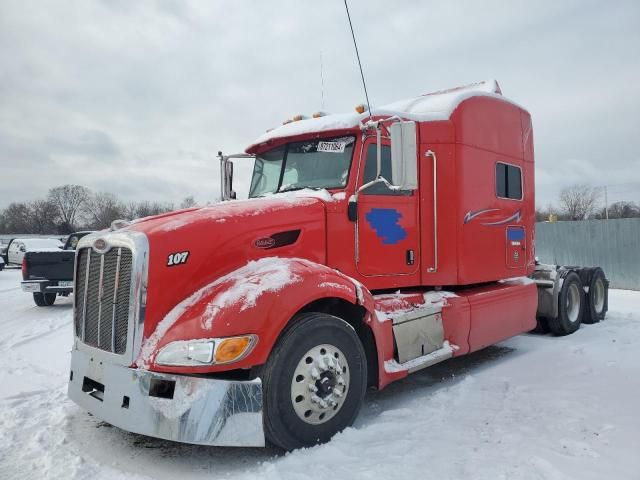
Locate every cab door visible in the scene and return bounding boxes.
[356,139,420,277]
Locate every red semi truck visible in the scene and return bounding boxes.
[68,81,609,450]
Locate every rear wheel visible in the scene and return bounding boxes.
[33,292,56,307]
[583,268,608,324]
[262,312,367,451]
[548,271,583,336]
[532,316,551,333]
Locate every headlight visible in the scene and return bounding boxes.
[155,335,257,367]
[155,339,215,366]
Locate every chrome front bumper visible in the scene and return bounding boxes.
[68,348,265,447]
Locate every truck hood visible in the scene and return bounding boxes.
[126,196,328,340]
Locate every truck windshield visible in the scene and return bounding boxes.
[249,136,355,198]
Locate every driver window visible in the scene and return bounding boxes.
[249,146,285,197]
[361,143,408,196]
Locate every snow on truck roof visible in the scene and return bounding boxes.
[250,80,522,147]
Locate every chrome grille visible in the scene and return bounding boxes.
[74,247,133,354]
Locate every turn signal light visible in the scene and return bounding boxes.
[215,335,256,364]
[355,104,367,114]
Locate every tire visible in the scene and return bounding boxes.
[582,267,608,324]
[548,271,583,336]
[531,316,551,333]
[262,312,367,451]
[33,292,56,307]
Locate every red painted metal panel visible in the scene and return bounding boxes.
[464,281,538,352]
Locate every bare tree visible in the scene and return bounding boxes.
[29,199,59,233]
[535,203,559,222]
[596,201,640,219]
[180,196,197,209]
[47,185,90,232]
[123,200,175,221]
[0,202,32,233]
[559,184,600,221]
[84,192,126,229]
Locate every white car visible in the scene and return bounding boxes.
[6,238,63,265]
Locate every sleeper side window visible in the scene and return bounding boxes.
[496,162,522,200]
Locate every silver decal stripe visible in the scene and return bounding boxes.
[463,208,499,224]
[481,209,522,226]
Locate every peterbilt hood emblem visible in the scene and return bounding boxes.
[254,237,276,249]
[93,238,110,253]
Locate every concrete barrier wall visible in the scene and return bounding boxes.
[535,218,640,290]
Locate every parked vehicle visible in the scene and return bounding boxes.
[1,238,11,264]
[68,81,609,451]
[0,256,4,271]
[21,232,93,306]
[6,238,63,265]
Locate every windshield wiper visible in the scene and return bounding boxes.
[277,185,320,194]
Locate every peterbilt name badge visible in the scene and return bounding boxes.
[254,237,276,249]
[93,238,109,253]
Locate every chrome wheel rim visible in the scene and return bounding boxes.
[567,283,581,323]
[290,344,350,425]
[593,278,605,313]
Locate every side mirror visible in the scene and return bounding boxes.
[390,121,417,190]
[347,196,357,222]
[223,160,236,201]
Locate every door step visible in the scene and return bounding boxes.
[384,342,455,374]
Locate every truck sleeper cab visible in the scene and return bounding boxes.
[68,81,609,450]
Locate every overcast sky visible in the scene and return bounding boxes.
[1,0,639,209]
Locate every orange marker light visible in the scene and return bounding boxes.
[355,104,367,114]
[292,114,306,122]
[215,336,254,364]
[312,111,326,118]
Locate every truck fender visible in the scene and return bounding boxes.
[138,257,383,376]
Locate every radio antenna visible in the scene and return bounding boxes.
[343,0,372,116]
[320,51,325,110]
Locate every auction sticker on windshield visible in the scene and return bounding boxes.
[317,141,346,153]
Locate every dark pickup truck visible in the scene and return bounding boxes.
[21,231,93,306]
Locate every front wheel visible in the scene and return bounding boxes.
[33,292,56,306]
[262,312,367,450]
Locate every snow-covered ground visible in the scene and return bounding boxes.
[1,267,639,480]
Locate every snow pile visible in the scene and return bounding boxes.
[498,276,535,286]
[139,257,301,366]
[200,257,301,328]
[260,188,336,202]
[251,80,520,146]
[318,281,353,295]
[383,340,456,373]
[424,289,458,305]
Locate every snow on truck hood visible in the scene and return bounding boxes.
[248,80,522,148]
[127,192,331,234]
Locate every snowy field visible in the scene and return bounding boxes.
[0,268,639,480]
